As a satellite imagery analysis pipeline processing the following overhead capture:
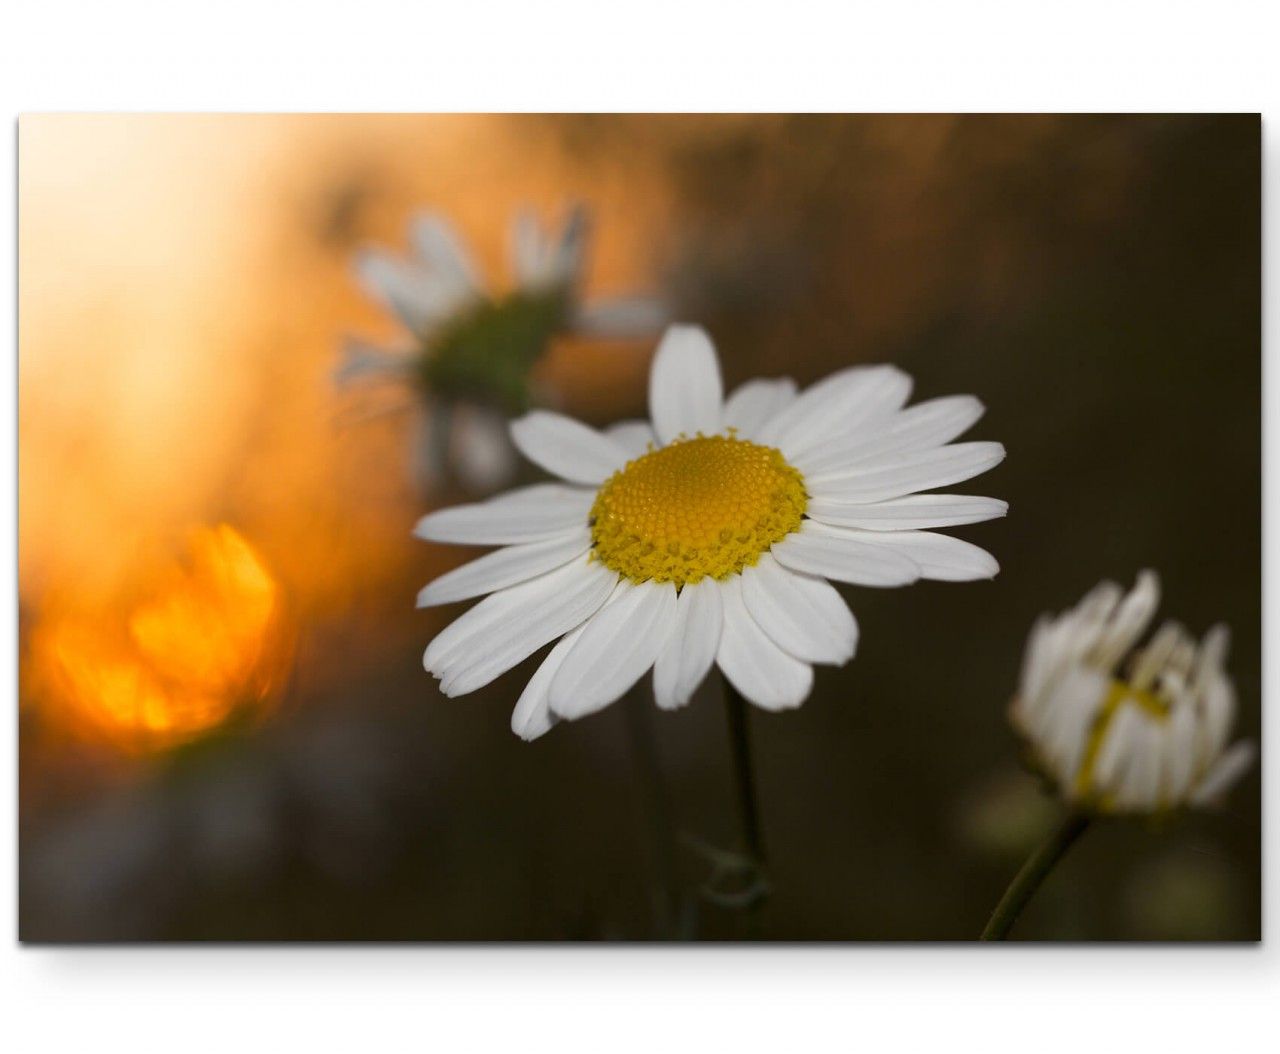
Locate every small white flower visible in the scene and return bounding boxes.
[415,324,1007,739]
[1012,571,1255,814]
[338,205,668,494]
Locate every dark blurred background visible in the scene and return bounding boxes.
[18,114,1260,940]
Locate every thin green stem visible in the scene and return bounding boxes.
[623,688,679,938]
[430,400,453,486]
[980,810,1091,941]
[723,675,766,865]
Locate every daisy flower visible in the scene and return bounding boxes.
[1012,571,1255,813]
[338,204,667,494]
[415,325,1007,739]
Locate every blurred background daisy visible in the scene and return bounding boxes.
[18,114,1260,940]
[339,203,667,496]
[1012,571,1254,814]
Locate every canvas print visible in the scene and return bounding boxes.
[18,114,1260,941]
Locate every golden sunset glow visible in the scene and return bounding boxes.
[18,115,678,768]
[35,525,289,752]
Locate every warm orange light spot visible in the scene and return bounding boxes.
[37,525,289,753]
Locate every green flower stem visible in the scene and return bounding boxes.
[723,675,767,867]
[428,399,453,487]
[623,689,679,938]
[980,810,1091,941]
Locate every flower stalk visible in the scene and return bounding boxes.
[723,676,766,866]
[980,810,1091,940]
[686,673,773,920]
[622,688,680,938]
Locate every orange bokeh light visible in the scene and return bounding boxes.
[34,525,290,753]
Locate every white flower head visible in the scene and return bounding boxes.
[415,324,1007,740]
[337,205,668,494]
[1012,571,1255,814]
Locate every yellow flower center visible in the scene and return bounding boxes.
[1073,679,1170,806]
[590,434,807,587]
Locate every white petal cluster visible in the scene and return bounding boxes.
[338,206,667,493]
[1012,572,1254,813]
[415,324,1007,739]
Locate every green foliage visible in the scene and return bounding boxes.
[418,289,570,412]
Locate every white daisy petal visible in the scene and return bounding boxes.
[771,521,920,587]
[427,559,617,696]
[1062,582,1125,665]
[1044,668,1107,786]
[417,528,592,608]
[510,411,631,485]
[1117,718,1161,811]
[549,579,677,720]
[424,557,603,676]
[410,212,482,298]
[1092,570,1160,671]
[1163,700,1199,804]
[1130,621,1185,692]
[740,553,857,665]
[511,205,590,292]
[509,208,548,288]
[605,419,658,459]
[793,395,984,476]
[837,530,999,582]
[413,484,593,545]
[450,404,520,493]
[1032,659,1078,764]
[1163,636,1197,687]
[1139,721,1172,809]
[1198,675,1236,768]
[510,619,591,741]
[757,365,913,461]
[1191,678,1233,779]
[648,325,724,444]
[1016,614,1057,709]
[354,249,459,335]
[1189,740,1256,807]
[806,441,1007,504]
[1150,717,1180,808]
[1091,705,1141,797]
[653,576,723,710]
[571,297,669,338]
[1192,623,1231,696]
[549,204,590,289]
[715,576,814,711]
[721,378,798,440]
[805,494,1008,531]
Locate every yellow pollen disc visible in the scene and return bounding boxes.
[589,434,807,587]
[1072,679,1170,806]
